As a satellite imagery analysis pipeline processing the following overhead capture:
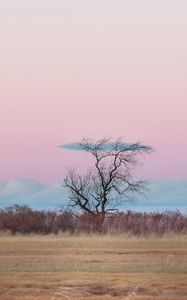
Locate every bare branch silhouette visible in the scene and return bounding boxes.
[63,137,152,230]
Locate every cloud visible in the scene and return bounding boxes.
[0,179,67,210]
[59,141,151,152]
[0,178,186,212]
[133,179,187,212]
[59,143,84,150]
[29,181,67,209]
[0,178,44,198]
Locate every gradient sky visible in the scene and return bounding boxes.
[0,0,187,185]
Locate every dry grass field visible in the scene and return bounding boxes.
[0,233,187,300]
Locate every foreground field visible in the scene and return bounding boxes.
[0,234,187,299]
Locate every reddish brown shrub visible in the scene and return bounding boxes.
[0,205,186,235]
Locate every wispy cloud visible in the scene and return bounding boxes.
[0,178,186,212]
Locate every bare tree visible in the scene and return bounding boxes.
[63,137,152,230]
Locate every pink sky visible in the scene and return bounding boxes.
[0,1,187,184]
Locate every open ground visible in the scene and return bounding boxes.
[0,234,187,299]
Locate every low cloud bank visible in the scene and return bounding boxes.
[0,178,186,212]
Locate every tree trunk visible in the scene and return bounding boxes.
[93,212,105,232]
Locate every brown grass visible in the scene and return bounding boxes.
[0,234,187,299]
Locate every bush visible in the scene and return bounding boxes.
[0,205,186,235]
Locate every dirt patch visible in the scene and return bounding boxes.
[52,285,148,298]
[87,285,133,296]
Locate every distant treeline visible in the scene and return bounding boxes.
[0,205,186,235]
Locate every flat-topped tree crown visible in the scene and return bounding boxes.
[62,137,152,230]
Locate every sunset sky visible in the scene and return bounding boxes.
[0,1,186,209]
